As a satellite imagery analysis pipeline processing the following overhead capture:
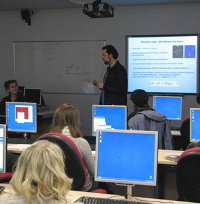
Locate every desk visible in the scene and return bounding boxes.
[158,149,183,165]
[7,145,183,200]
[0,183,196,203]
[8,146,183,165]
[157,150,183,199]
[171,130,180,136]
[37,110,54,119]
[7,144,31,154]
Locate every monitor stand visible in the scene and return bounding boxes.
[23,132,28,139]
[116,183,134,199]
[127,185,132,199]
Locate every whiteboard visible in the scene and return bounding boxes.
[14,40,105,94]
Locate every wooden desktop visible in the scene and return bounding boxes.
[0,183,196,204]
[8,144,183,166]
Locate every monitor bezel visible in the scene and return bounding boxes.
[190,108,200,142]
[18,86,25,97]
[24,88,42,106]
[95,129,158,186]
[0,124,7,173]
[153,95,182,120]
[6,102,37,133]
[92,105,127,136]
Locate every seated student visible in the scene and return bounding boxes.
[50,103,98,192]
[0,80,26,116]
[0,80,28,138]
[128,89,173,150]
[0,140,78,204]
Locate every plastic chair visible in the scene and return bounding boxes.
[0,172,13,183]
[38,132,106,193]
[176,147,200,202]
[180,116,190,150]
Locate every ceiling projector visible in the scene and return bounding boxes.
[83,0,114,18]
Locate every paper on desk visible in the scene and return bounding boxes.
[8,144,31,150]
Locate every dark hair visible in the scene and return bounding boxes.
[187,141,200,149]
[196,93,200,105]
[4,80,18,91]
[102,45,118,59]
[130,89,149,108]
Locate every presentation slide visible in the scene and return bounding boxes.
[127,35,198,94]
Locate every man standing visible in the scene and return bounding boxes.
[93,45,127,105]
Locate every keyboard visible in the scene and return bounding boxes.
[7,138,36,144]
[75,196,150,204]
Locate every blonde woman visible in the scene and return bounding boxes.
[50,103,98,192]
[0,140,77,204]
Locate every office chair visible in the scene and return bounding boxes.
[176,147,200,202]
[38,132,106,193]
[180,116,190,150]
[0,172,13,183]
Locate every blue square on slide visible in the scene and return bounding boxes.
[185,45,195,58]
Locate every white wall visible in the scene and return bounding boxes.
[0,3,199,135]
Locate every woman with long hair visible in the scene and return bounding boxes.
[0,140,74,204]
[50,103,98,192]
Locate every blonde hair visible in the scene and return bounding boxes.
[10,140,72,204]
[50,103,82,138]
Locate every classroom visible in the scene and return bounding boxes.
[1,1,200,135]
[1,0,200,203]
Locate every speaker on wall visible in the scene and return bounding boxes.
[21,9,30,20]
[21,9,33,26]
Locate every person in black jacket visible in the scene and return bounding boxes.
[0,79,26,116]
[92,45,127,105]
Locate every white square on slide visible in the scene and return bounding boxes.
[16,112,25,123]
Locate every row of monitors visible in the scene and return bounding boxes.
[0,123,158,188]
[92,95,182,135]
[93,104,200,143]
[5,95,181,135]
[5,97,200,144]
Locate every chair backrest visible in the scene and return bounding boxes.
[180,115,190,150]
[38,132,87,190]
[177,147,200,202]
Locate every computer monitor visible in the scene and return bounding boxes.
[0,124,6,173]
[6,102,37,133]
[24,88,42,106]
[190,108,200,142]
[95,129,158,190]
[18,86,25,97]
[153,96,182,120]
[92,105,127,136]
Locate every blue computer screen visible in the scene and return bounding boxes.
[92,105,127,136]
[153,96,182,120]
[190,108,200,142]
[95,130,158,186]
[6,102,37,133]
[0,124,6,173]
